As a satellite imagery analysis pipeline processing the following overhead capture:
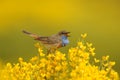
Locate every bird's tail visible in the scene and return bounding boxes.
[23,30,31,34]
[22,30,39,39]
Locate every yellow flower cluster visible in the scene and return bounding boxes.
[0,33,119,80]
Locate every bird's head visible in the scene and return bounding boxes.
[58,30,70,37]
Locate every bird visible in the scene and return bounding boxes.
[22,30,70,53]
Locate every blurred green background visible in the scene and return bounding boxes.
[0,0,120,74]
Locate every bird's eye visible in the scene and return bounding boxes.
[61,32,64,34]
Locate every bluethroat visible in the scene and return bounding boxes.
[22,30,70,53]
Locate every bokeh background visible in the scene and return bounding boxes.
[0,0,120,74]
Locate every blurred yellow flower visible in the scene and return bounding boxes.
[94,58,100,63]
[0,34,119,80]
[81,33,87,39]
[30,56,38,62]
[18,57,23,63]
[55,65,62,71]
[86,42,93,48]
[102,55,109,61]
[109,61,115,66]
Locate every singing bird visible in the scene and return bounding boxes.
[22,30,70,53]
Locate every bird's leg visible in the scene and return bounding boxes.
[47,48,56,55]
[51,48,57,53]
[47,49,50,55]
[54,48,57,53]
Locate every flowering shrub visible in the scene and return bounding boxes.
[0,34,119,80]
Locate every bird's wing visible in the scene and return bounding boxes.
[48,34,62,44]
[36,34,61,44]
[35,37,50,43]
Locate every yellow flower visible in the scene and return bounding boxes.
[18,57,23,63]
[89,47,95,53]
[89,47,95,56]
[55,65,61,71]
[6,63,12,69]
[70,70,77,77]
[40,70,46,78]
[54,51,66,61]
[100,70,107,75]
[38,48,43,53]
[61,61,67,66]
[77,42,83,46]
[47,65,52,71]
[109,61,115,66]
[39,52,45,57]
[102,55,109,61]
[81,33,87,38]
[47,53,55,59]
[34,42,40,48]
[110,70,119,80]
[30,56,38,62]
[94,58,100,63]
[86,42,93,47]
[46,72,51,79]
[103,63,109,67]
[39,58,47,67]
[0,33,119,80]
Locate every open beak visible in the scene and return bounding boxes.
[66,32,70,37]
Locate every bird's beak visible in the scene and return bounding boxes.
[66,32,70,37]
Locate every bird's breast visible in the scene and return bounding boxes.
[62,39,69,44]
[61,38,69,46]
